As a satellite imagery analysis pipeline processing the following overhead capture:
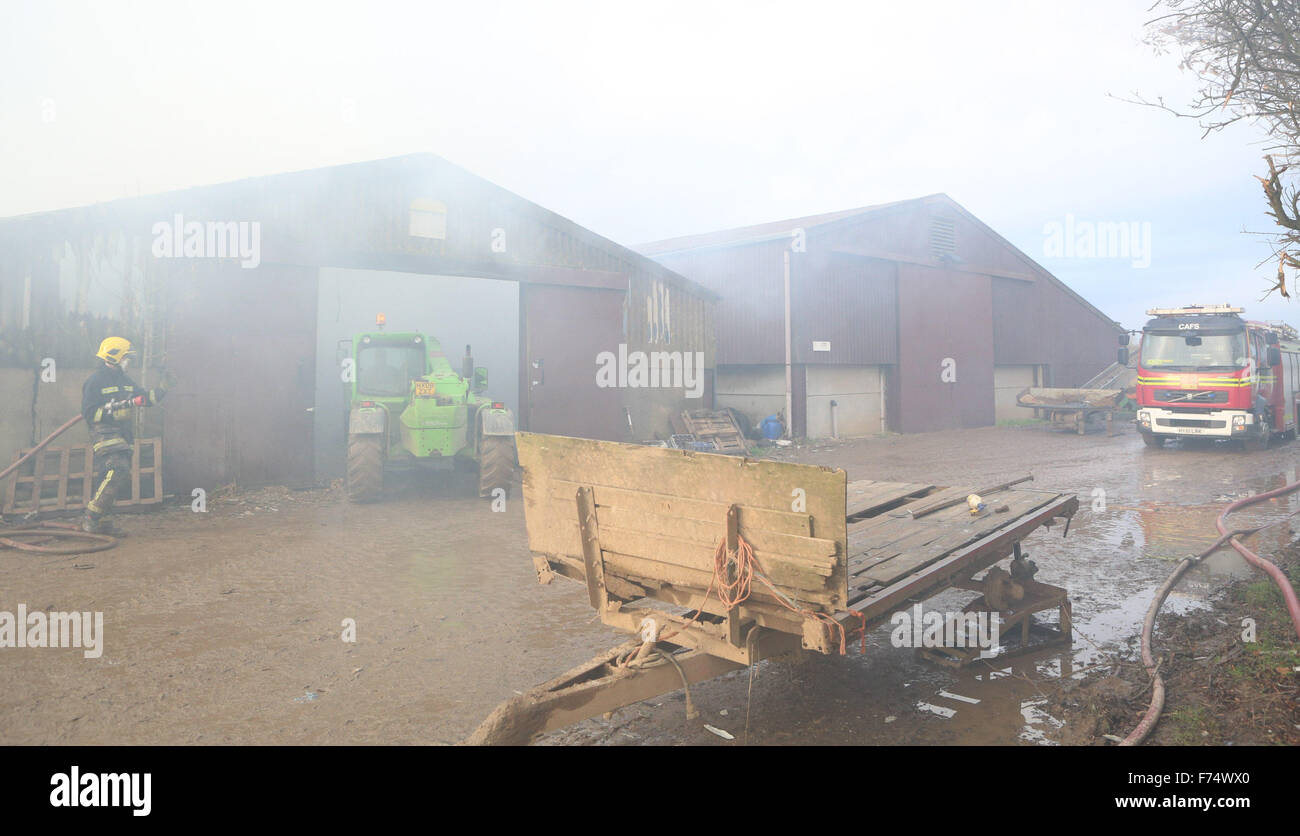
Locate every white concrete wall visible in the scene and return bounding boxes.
[805,365,884,438]
[715,365,786,429]
[994,365,1037,423]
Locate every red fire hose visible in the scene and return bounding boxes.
[1121,483,1300,746]
[0,414,83,484]
[1216,485,1300,640]
[0,414,121,555]
[0,397,143,485]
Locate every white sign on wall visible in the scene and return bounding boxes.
[812,341,831,352]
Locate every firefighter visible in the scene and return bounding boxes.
[80,337,170,535]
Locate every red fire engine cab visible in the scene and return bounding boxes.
[1129,305,1300,450]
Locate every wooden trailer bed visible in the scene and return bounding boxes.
[843,479,1076,623]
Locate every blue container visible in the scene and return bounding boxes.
[761,415,783,440]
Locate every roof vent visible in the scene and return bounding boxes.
[930,218,955,259]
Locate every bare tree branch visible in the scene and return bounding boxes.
[1144,0,1300,296]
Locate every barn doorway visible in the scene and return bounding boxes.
[313,269,520,479]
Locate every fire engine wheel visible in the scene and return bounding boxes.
[478,435,516,498]
[346,434,384,502]
[1142,434,1165,448]
[1244,416,1271,453]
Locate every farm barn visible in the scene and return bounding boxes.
[639,194,1121,437]
[0,154,716,500]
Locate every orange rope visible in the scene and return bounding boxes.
[660,532,852,656]
[715,532,755,608]
[848,611,868,654]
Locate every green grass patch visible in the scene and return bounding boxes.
[1167,706,1218,745]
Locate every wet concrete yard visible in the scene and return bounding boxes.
[2,423,1296,745]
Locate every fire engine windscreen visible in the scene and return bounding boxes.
[358,345,427,396]
[1142,331,1247,370]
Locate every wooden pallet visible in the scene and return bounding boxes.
[3,438,163,515]
[676,409,747,453]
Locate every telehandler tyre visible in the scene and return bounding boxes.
[478,435,516,498]
[347,434,384,502]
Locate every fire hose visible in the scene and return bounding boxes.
[1120,484,1300,746]
[0,400,141,555]
[0,414,83,484]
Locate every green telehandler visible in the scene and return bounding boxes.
[340,320,516,502]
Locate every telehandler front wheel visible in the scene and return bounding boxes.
[347,434,384,502]
[478,435,516,498]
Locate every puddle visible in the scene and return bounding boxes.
[1019,698,1063,745]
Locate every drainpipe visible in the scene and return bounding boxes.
[880,369,887,434]
[830,399,839,439]
[784,249,792,439]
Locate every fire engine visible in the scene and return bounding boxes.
[1129,304,1300,450]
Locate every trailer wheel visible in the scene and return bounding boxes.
[347,434,384,502]
[1141,434,1165,448]
[478,435,516,498]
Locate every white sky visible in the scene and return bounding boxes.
[0,0,1291,329]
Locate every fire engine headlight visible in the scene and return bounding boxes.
[1232,414,1247,431]
[1137,410,1151,427]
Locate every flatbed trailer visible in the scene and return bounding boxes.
[468,433,1078,745]
[1016,387,1127,435]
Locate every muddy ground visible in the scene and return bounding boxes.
[1,422,1297,745]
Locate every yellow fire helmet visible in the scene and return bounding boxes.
[95,337,135,366]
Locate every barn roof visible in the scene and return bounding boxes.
[638,192,1117,329]
[637,197,924,256]
[0,153,718,301]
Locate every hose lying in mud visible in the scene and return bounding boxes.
[0,415,118,555]
[1217,486,1300,642]
[1121,481,1300,746]
[0,521,117,555]
[1119,526,1260,747]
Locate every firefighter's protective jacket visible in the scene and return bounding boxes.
[81,365,165,448]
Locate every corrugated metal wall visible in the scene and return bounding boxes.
[621,270,716,437]
[991,275,1117,388]
[651,240,784,365]
[792,248,897,365]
